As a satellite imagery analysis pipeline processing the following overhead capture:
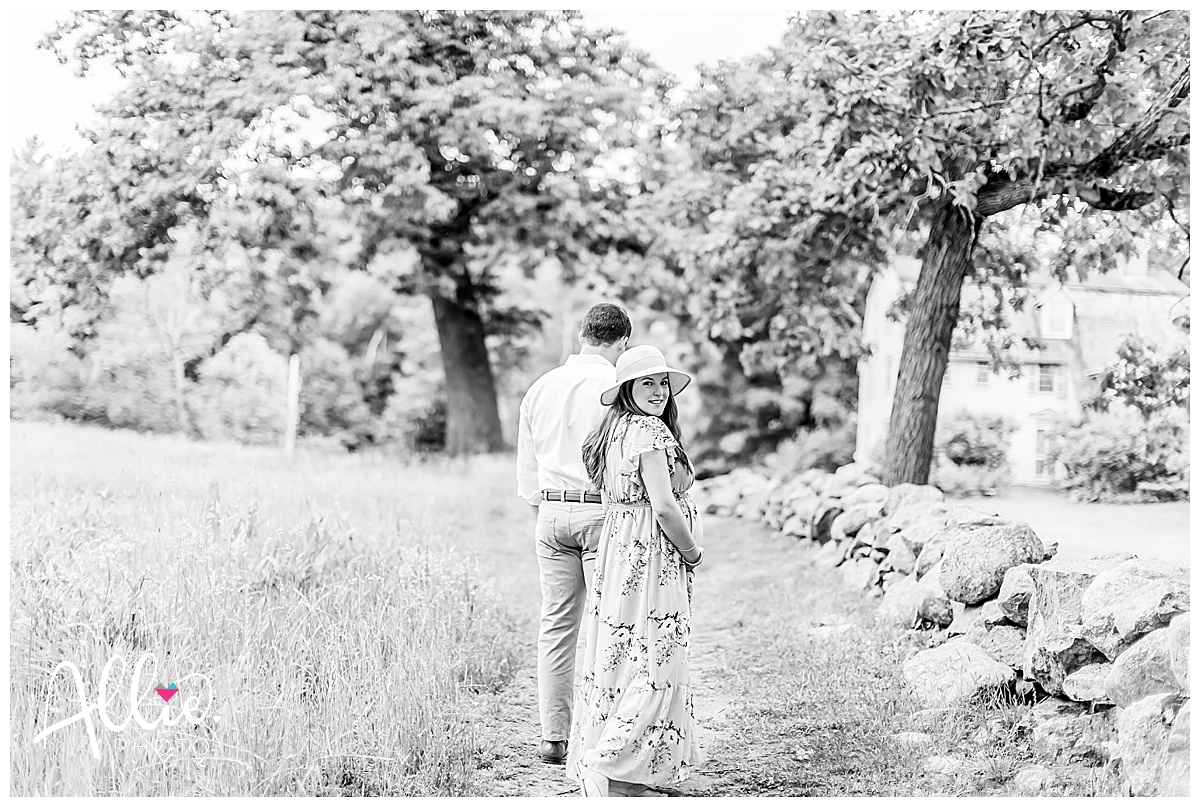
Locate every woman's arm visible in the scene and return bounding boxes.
[640,449,702,564]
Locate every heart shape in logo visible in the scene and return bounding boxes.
[155,683,179,703]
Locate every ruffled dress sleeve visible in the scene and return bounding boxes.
[619,415,680,476]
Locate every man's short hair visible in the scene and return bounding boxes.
[580,303,632,346]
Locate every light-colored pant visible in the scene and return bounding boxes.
[535,501,604,741]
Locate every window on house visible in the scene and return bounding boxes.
[976,362,989,385]
[1034,363,1065,396]
[1035,429,1049,477]
[1041,298,1073,339]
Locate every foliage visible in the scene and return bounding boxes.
[27,10,670,455]
[1089,335,1190,416]
[640,10,1189,483]
[193,333,289,444]
[1047,406,1189,502]
[929,411,1018,495]
[9,323,100,423]
[761,421,858,476]
[298,338,376,449]
[936,411,1018,469]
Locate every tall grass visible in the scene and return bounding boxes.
[9,422,522,796]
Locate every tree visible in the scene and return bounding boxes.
[623,60,868,472]
[32,10,668,455]
[1090,335,1190,417]
[653,11,1189,483]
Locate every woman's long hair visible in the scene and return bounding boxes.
[582,380,693,491]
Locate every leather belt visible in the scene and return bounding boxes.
[542,489,602,504]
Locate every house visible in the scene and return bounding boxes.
[855,249,1190,485]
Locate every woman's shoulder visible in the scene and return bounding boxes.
[624,414,676,444]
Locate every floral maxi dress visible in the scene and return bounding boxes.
[565,414,704,787]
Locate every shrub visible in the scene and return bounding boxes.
[193,333,289,444]
[930,411,1018,495]
[1047,407,1189,502]
[298,338,376,449]
[762,420,857,476]
[9,323,101,423]
[1090,335,1189,416]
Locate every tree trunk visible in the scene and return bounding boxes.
[881,202,979,485]
[170,344,191,435]
[429,279,506,457]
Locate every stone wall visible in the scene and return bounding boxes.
[695,463,1190,796]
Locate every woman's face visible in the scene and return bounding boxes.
[631,373,671,417]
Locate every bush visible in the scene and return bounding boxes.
[298,338,376,449]
[193,333,289,444]
[1047,407,1189,502]
[9,323,101,423]
[931,411,1018,495]
[762,420,857,476]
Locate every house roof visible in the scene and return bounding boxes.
[890,258,1189,392]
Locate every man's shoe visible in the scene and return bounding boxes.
[538,739,568,765]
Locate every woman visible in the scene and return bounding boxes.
[567,345,705,797]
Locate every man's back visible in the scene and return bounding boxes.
[517,354,615,502]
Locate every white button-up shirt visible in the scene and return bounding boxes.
[516,353,616,505]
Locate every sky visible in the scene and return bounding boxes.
[6,7,794,156]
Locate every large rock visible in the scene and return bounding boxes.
[883,483,945,516]
[842,482,890,509]
[900,513,955,555]
[914,532,949,579]
[917,559,954,627]
[876,574,923,628]
[810,539,843,571]
[940,521,1044,605]
[869,522,892,551]
[1062,662,1114,704]
[831,503,882,541]
[789,489,823,527]
[840,557,881,591]
[1159,700,1190,797]
[979,599,1009,627]
[781,513,809,539]
[946,602,983,637]
[997,563,1038,626]
[1105,628,1181,707]
[1033,708,1117,765]
[964,624,1022,667]
[881,533,917,575]
[832,461,881,487]
[1011,765,1057,794]
[1080,558,1190,660]
[1167,612,1189,693]
[902,641,1016,708]
[1024,557,1126,695]
[810,502,843,544]
[1115,692,1186,796]
[961,622,1025,670]
[735,486,770,520]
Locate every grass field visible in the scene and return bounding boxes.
[9,421,530,796]
[10,421,1131,797]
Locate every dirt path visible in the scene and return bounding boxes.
[470,515,910,797]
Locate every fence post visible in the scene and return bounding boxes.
[284,353,300,454]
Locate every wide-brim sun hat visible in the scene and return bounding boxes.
[600,345,692,406]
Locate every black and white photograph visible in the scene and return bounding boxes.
[7,6,1191,798]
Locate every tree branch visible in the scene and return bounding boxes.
[1060,12,1129,123]
[975,64,1190,218]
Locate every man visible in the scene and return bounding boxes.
[516,302,631,765]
